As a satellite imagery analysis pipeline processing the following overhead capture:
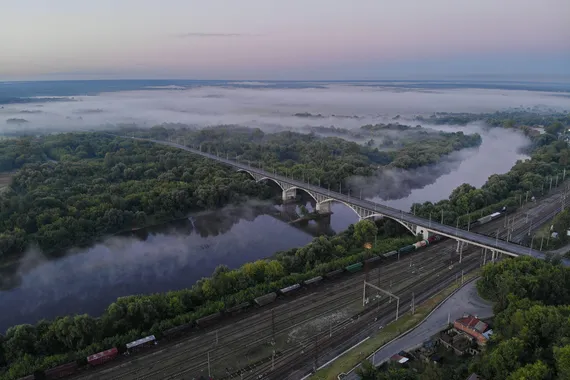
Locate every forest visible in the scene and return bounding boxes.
[357,256,570,380]
[415,108,570,130]
[0,133,272,260]
[120,123,482,178]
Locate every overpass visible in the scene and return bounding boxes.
[130,136,551,260]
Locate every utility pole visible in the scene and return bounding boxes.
[550,177,553,192]
[441,209,444,224]
[272,349,275,370]
[207,351,211,378]
[461,270,464,284]
[411,292,415,315]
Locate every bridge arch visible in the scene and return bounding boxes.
[236,169,284,190]
[360,213,418,237]
[317,199,418,236]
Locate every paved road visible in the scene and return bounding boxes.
[128,136,559,261]
[343,279,493,379]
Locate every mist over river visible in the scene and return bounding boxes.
[0,125,530,332]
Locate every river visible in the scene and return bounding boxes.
[0,126,530,332]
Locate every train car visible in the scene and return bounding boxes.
[254,292,277,307]
[477,212,502,225]
[413,240,428,249]
[125,335,157,354]
[427,235,442,244]
[197,312,223,327]
[225,301,251,315]
[324,269,344,279]
[345,262,363,273]
[383,250,397,258]
[161,322,194,339]
[398,245,415,254]
[45,362,79,380]
[87,347,119,367]
[279,283,301,296]
[364,255,382,264]
[303,276,323,286]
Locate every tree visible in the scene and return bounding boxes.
[505,361,550,380]
[353,220,379,246]
[555,345,570,380]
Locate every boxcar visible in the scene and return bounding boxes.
[87,347,119,366]
[197,312,222,327]
[280,283,301,295]
[413,240,428,249]
[225,301,251,315]
[398,245,415,254]
[254,292,277,307]
[324,269,344,278]
[364,256,382,264]
[427,235,441,244]
[126,335,157,354]
[303,276,323,286]
[45,362,79,379]
[345,262,363,273]
[162,323,194,339]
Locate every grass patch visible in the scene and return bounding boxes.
[309,271,480,380]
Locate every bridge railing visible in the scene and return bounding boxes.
[127,136,553,258]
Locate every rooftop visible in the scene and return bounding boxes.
[456,315,488,333]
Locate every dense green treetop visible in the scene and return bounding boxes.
[0,133,272,259]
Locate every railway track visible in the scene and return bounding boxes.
[108,244,460,380]
[147,249,477,380]
[77,192,565,380]
[257,258,484,380]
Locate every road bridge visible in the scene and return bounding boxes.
[131,137,551,260]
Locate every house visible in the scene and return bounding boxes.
[390,354,409,365]
[453,315,491,345]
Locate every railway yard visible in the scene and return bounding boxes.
[63,185,569,380]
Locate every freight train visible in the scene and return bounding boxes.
[16,234,443,380]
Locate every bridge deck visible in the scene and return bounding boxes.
[137,137,560,261]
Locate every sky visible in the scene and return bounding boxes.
[1,0,569,81]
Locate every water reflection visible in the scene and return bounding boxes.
[0,201,332,332]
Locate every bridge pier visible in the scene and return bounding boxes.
[315,201,331,214]
[282,188,297,201]
[415,226,429,240]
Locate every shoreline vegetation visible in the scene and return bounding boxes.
[1,110,570,379]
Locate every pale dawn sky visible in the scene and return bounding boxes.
[1,0,569,80]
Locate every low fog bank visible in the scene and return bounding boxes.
[1,84,569,135]
[350,126,531,210]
